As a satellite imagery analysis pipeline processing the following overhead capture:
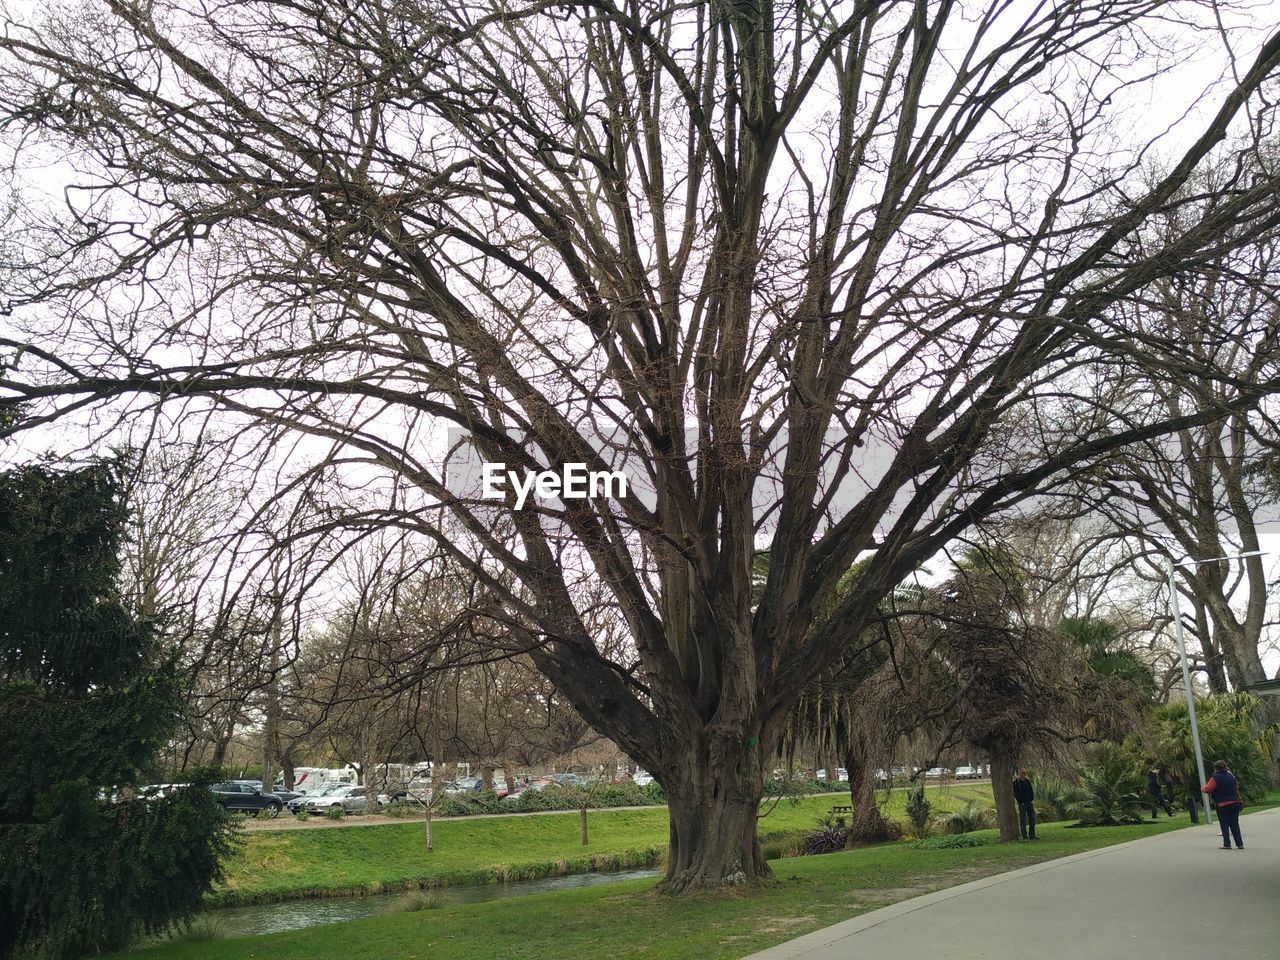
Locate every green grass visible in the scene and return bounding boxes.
[121,815,1197,960]
[217,784,991,905]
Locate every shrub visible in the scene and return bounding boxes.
[292,810,310,822]
[1138,693,1275,803]
[589,782,649,807]
[325,806,345,820]
[1070,743,1147,826]
[640,781,666,804]
[387,888,445,913]
[1030,773,1081,823]
[803,816,848,855]
[468,791,506,814]
[942,799,994,834]
[502,787,565,813]
[905,784,931,836]
[913,833,995,850]
[256,807,277,821]
[385,801,413,818]
[428,797,461,817]
[163,915,228,943]
[764,777,825,797]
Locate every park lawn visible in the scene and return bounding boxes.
[125,816,1192,960]
[218,783,991,905]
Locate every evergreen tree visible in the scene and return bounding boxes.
[0,459,231,959]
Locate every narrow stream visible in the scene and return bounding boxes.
[206,868,660,938]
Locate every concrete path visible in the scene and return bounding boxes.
[745,808,1280,960]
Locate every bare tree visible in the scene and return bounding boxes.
[2,1,1280,889]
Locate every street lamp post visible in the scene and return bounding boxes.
[1164,550,1265,827]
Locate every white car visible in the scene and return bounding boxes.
[303,784,369,812]
[924,767,950,778]
[632,770,654,786]
[954,765,981,780]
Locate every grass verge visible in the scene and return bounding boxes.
[121,814,1209,960]
[214,784,991,905]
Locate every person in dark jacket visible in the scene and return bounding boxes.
[1201,759,1244,849]
[1012,768,1036,840]
[1147,768,1173,818]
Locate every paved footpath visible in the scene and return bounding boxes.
[746,808,1280,960]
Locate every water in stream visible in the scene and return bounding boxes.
[207,868,660,938]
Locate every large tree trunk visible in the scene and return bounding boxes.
[1193,600,1228,694]
[658,741,769,893]
[260,631,281,795]
[843,735,891,845]
[989,744,1020,842]
[501,758,517,794]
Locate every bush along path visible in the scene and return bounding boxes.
[216,786,993,905]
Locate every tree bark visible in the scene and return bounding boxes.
[501,758,517,795]
[657,741,769,893]
[843,737,891,844]
[1193,600,1228,694]
[989,745,1020,842]
[260,614,282,794]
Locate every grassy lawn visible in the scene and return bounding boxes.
[218,783,991,904]
[124,816,1196,960]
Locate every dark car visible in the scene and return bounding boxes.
[211,781,283,816]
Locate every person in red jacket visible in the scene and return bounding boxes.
[1201,759,1244,850]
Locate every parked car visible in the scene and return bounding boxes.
[873,769,889,783]
[503,779,554,802]
[953,765,981,780]
[270,790,304,804]
[211,781,283,816]
[302,784,375,813]
[924,767,950,778]
[632,769,654,787]
[289,783,347,812]
[340,786,378,814]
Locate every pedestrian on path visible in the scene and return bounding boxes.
[1147,768,1173,818]
[1012,768,1036,840]
[1201,759,1244,850]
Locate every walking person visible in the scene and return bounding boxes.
[1012,768,1036,840]
[1201,759,1244,850]
[1147,768,1173,818]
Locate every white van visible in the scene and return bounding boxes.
[280,767,355,795]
